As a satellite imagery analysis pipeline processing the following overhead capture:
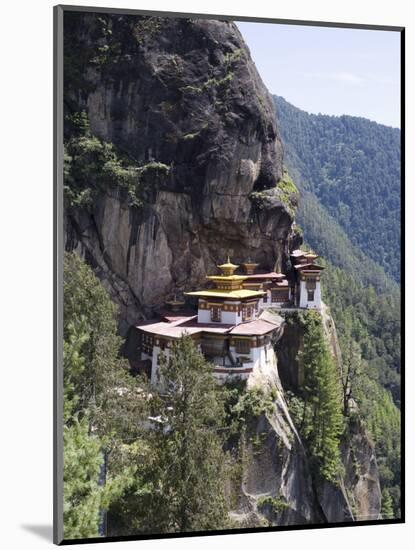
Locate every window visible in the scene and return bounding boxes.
[142,333,154,355]
[211,306,221,322]
[271,289,289,302]
[201,338,225,356]
[235,339,250,354]
[307,290,315,301]
[242,305,253,321]
[263,292,268,303]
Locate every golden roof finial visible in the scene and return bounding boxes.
[217,255,239,277]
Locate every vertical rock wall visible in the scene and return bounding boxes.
[64,13,296,332]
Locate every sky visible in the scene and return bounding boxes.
[236,22,401,128]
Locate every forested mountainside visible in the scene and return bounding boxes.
[274,95,401,284]
[274,96,401,517]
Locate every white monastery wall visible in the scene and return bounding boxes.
[299,280,322,309]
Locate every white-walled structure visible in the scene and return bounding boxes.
[298,279,322,309]
[290,250,324,310]
[132,253,323,383]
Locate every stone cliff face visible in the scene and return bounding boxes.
[64,13,296,332]
[258,311,382,525]
[230,355,324,527]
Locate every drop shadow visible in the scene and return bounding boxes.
[21,524,53,542]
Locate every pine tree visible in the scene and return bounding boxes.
[63,416,134,539]
[63,320,135,539]
[63,253,148,538]
[381,488,394,520]
[147,335,229,533]
[298,311,344,482]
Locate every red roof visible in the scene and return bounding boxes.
[137,321,201,338]
[180,320,233,334]
[229,319,279,336]
[294,263,324,271]
[273,280,289,287]
[136,316,233,338]
[159,309,197,323]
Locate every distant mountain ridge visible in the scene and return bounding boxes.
[274,95,401,285]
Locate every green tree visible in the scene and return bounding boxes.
[63,416,134,539]
[339,332,362,416]
[320,258,401,514]
[297,311,344,482]
[381,488,394,520]
[150,335,230,532]
[63,320,135,540]
[63,252,148,538]
[63,252,147,439]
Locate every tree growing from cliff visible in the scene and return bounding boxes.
[146,335,230,533]
[63,253,150,538]
[339,332,362,416]
[297,311,344,482]
[63,319,136,539]
[381,488,394,520]
[320,260,401,514]
[64,252,148,439]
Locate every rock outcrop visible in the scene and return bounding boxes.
[64,13,296,332]
[256,310,382,525]
[230,355,324,527]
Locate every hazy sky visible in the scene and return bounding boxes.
[236,22,401,128]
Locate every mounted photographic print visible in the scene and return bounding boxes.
[53,5,404,544]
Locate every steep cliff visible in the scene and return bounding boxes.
[254,309,382,525]
[64,13,297,332]
[228,356,324,527]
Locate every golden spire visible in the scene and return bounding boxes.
[217,256,239,277]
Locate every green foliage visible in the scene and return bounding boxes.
[250,168,298,217]
[63,318,89,422]
[139,335,230,533]
[133,16,165,45]
[355,375,401,517]
[224,48,244,66]
[64,251,122,419]
[274,95,401,283]
[257,495,289,514]
[64,111,170,209]
[230,386,277,427]
[63,253,149,538]
[322,262,400,403]
[291,311,344,482]
[273,95,401,514]
[381,488,394,520]
[284,390,305,429]
[297,190,397,293]
[292,223,303,237]
[275,169,299,216]
[319,262,401,516]
[277,168,298,196]
[179,47,241,98]
[180,72,234,96]
[63,417,134,539]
